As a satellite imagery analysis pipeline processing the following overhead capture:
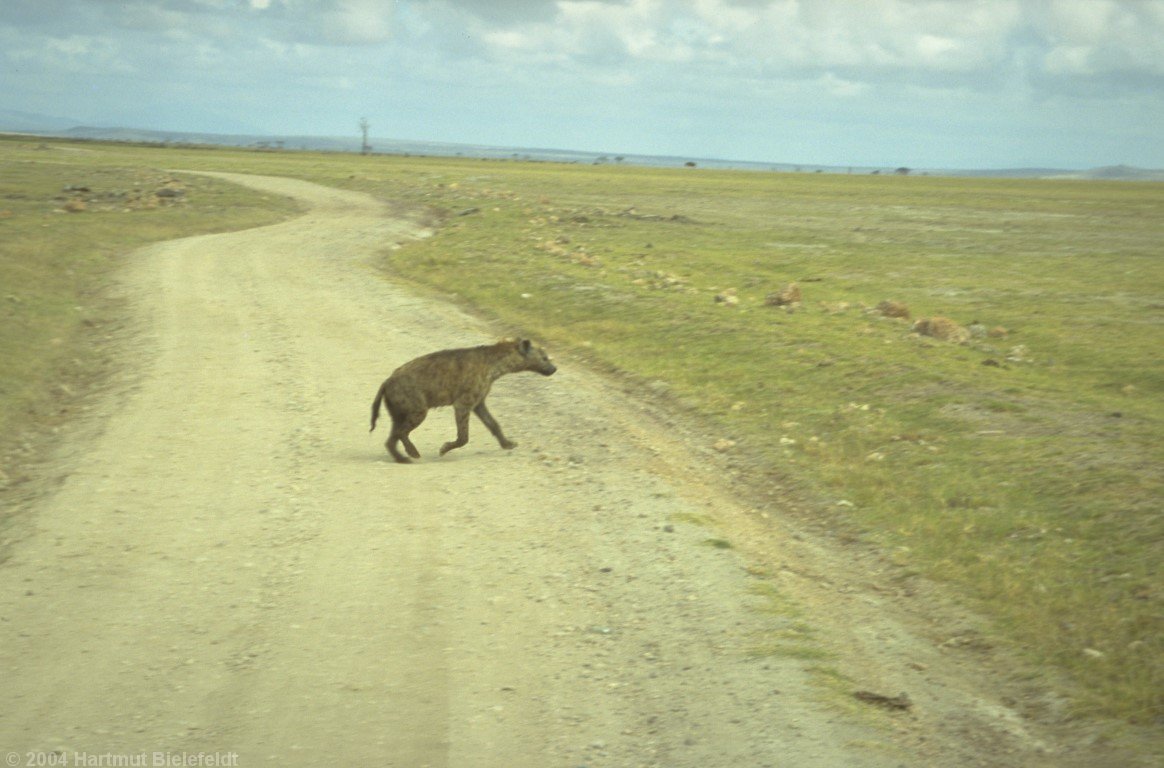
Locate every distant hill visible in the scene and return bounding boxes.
[3,113,1161,181]
[948,165,1164,182]
[0,108,83,133]
[1070,165,1164,182]
[58,124,364,153]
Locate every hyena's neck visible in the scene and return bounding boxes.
[486,348,525,380]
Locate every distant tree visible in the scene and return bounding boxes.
[895,167,911,175]
[685,161,697,168]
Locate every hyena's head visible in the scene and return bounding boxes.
[516,338,557,376]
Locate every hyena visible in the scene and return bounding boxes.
[370,338,557,463]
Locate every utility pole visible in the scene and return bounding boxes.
[359,117,372,155]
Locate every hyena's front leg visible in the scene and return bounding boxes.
[440,404,472,456]
[474,401,516,450]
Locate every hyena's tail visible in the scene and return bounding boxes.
[370,380,388,432]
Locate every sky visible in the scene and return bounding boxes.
[2,0,1163,170]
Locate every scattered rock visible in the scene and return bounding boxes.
[714,289,738,306]
[618,208,695,224]
[50,176,191,213]
[713,438,736,452]
[876,300,911,319]
[913,316,970,343]
[819,300,851,314]
[853,690,913,710]
[456,207,480,217]
[1006,344,1032,363]
[988,326,1009,339]
[764,282,802,308]
[536,240,569,257]
[941,629,992,651]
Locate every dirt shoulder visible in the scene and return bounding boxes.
[0,172,1152,767]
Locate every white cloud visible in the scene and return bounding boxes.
[442,0,1031,87]
[1,0,1162,167]
[5,31,133,75]
[1030,0,1164,77]
[818,71,867,97]
[316,0,396,44]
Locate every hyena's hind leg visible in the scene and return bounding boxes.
[386,409,425,463]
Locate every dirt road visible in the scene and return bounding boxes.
[0,174,1133,767]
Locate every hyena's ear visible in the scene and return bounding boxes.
[518,339,532,355]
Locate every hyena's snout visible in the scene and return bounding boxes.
[526,347,557,376]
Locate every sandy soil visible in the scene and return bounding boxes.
[0,173,1147,767]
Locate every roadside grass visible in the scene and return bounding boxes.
[329,156,1160,724]
[744,580,830,661]
[0,136,300,490]
[2,139,1160,726]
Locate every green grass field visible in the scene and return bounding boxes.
[2,136,1161,725]
[345,157,1163,725]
